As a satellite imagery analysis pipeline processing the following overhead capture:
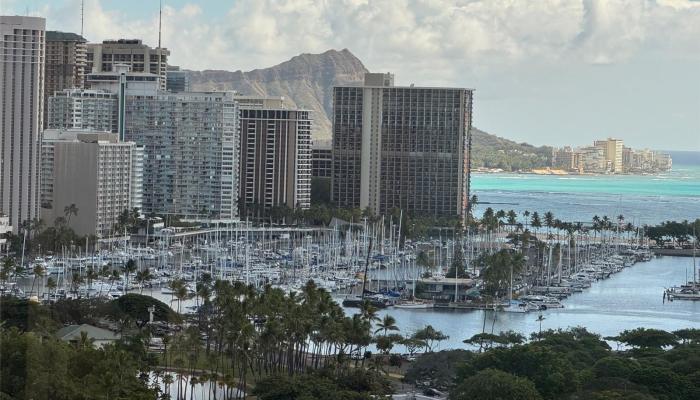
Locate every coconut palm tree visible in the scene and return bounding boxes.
[63,203,79,224]
[0,257,14,286]
[85,267,98,298]
[523,210,531,230]
[359,300,380,324]
[135,268,154,294]
[46,276,57,299]
[506,210,517,232]
[30,264,45,296]
[122,258,137,292]
[374,314,399,336]
[536,314,546,338]
[29,217,45,238]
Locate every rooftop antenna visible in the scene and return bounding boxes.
[157,0,163,89]
[80,0,84,37]
[158,0,162,49]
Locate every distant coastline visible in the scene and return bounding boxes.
[472,166,675,176]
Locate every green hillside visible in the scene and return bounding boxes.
[471,127,553,171]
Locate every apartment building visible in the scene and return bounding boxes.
[41,130,142,236]
[0,16,45,232]
[44,31,86,127]
[47,89,118,132]
[124,91,240,219]
[236,96,312,213]
[166,65,190,92]
[595,138,624,173]
[312,147,332,178]
[332,73,474,220]
[87,39,169,90]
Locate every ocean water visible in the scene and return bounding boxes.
[472,164,700,225]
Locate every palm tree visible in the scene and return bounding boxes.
[85,267,98,298]
[135,268,153,294]
[523,210,531,230]
[544,211,555,242]
[174,283,191,313]
[46,276,57,298]
[29,217,45,238]
[30,264,45,296]
[531,212,542,238]
[70,272,84,295]
[506,210,517,232]
[122,259,137,293]
[63,203,79,224]
[374,314,399,336]
[1,257,15,285]
[359,300,380,324]
[107,270,121,294]
[536,314,546,337]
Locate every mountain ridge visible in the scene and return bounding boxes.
[189,49,368,139]
[189,49,552,170]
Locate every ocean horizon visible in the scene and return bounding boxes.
[472,162,700,225]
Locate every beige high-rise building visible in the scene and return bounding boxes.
[41,130,143,237]
[87,39,169,90]
[595,138,624,173]
[0,16,45,232]
[44,31,87,127]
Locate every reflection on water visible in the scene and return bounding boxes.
[350,256,700,350]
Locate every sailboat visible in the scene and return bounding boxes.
[666,232,699,301]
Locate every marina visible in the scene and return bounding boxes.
[1,219,674,322]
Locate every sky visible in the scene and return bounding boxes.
[3,0,700,151]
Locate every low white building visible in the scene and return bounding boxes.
[55,324,120,349]
[0,215,12,252]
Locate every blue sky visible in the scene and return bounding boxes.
[4,0,700,151]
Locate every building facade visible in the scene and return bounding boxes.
[87,39,169,90]
[0,16,45,232]
[166,65,190,92]
[595,138,624,173]
[124,91,240,219]
[0,215,11,252]
[44,31,86,127]
[312,147,332,178]
[47,89,118,132]
[41,130,142,236]
[236,96,312,213]
[332,73,474,220]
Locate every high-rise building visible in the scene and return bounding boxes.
[124,91,240,219]
[41,130,142,236]
[332,73,474,220]
[86,65,160,140]
[87,39,169,90]
[0,16,45,232]
[595,138,624,173]
[236,96,312,213]
[552,146,579,171]
[44,31,87,127]
[47,89,118,132]
[166,65,190,92]
[578,146,606,173]
[312,146,332,178]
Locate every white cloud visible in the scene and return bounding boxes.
[8,0,700,149]
[26,0,700,75]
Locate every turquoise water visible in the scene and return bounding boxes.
[472,164,700,225]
